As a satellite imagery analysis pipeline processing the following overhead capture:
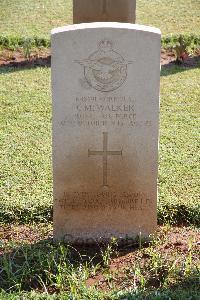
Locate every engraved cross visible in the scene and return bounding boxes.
[88,132,122,187]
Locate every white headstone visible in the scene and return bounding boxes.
[52,23,161,243]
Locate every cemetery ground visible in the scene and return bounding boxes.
[0,1,200,299]
[0,58,199,299]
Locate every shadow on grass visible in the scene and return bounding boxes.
[161,55,200,76]
[0,55,51,73]
[0,236,150,293]
[0,203,53,224]
[1,200,199,227]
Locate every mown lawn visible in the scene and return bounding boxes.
[0,0,200,37]
[159,65,200,225]
[0,64,199,225]
[0,67,52,222]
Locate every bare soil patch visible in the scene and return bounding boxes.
[161,48,200,67]
[0,48,199,69]
[86,226,200,290]
[0,223,53,255]
[1,224,199,256]
[0,224,199,292]
[0,49,51,68]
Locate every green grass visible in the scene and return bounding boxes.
[0,0,72,38]
[1,290,200,300]
[159,65,200,225]
[0,64,200,225]
[137,0,200,36]
[0,0,200,37]
[1,288,200,300]
[0,67,52,223]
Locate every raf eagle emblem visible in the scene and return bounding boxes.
[75,40,132,92]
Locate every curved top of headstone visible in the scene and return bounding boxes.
[51,22,161,36]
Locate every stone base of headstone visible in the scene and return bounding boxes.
[73,0,136,24]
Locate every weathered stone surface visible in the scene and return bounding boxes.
[51,23,161,243]
[73,0,136,24]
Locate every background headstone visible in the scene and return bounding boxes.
[52,23,161,243]
[73,0,136,24]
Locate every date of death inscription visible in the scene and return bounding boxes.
[60,96,152,128]
[57,192,153,210]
